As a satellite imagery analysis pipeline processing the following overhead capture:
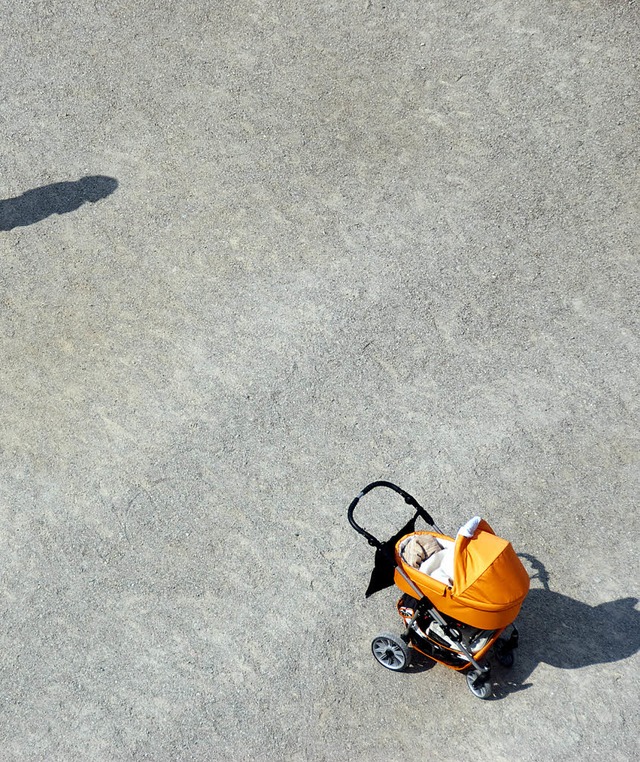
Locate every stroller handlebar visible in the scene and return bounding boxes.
[347,481,437,547]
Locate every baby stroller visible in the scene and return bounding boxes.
[347,481,530,698]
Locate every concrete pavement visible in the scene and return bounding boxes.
[1,1,638,759]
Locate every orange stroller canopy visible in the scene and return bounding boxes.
[395,520,530,630]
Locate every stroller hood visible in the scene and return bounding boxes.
[452,519,530,615]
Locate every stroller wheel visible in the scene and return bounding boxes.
[496,645,515,669]
[371,633,411,671]
[466,669,492,700]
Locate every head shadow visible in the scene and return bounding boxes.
[0,175,118,231]
[492,553,639,697]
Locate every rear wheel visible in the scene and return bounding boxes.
[371,633,411,671]
[495,639,515,668]
[496,647,515,668]
[466,669,492,699]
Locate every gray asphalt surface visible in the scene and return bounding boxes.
[1,1,639,760]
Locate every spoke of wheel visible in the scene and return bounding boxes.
[374,639,402,667]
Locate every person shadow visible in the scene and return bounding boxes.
[491,554,640,697]
[0,175,118,231]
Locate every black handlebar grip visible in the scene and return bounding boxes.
[347,480,436,547]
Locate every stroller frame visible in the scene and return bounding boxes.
[348,481,520,699]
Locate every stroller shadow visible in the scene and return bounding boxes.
[492,554,640,698]
[0,175,118,231]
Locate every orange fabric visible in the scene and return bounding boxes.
[394,525,530,630]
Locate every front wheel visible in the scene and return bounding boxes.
[371,632,411,671]
[466,669,492,699]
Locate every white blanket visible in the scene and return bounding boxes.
[419,539,455,586]
[409,517,482,587]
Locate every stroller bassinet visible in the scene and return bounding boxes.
[395,521,530,630]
